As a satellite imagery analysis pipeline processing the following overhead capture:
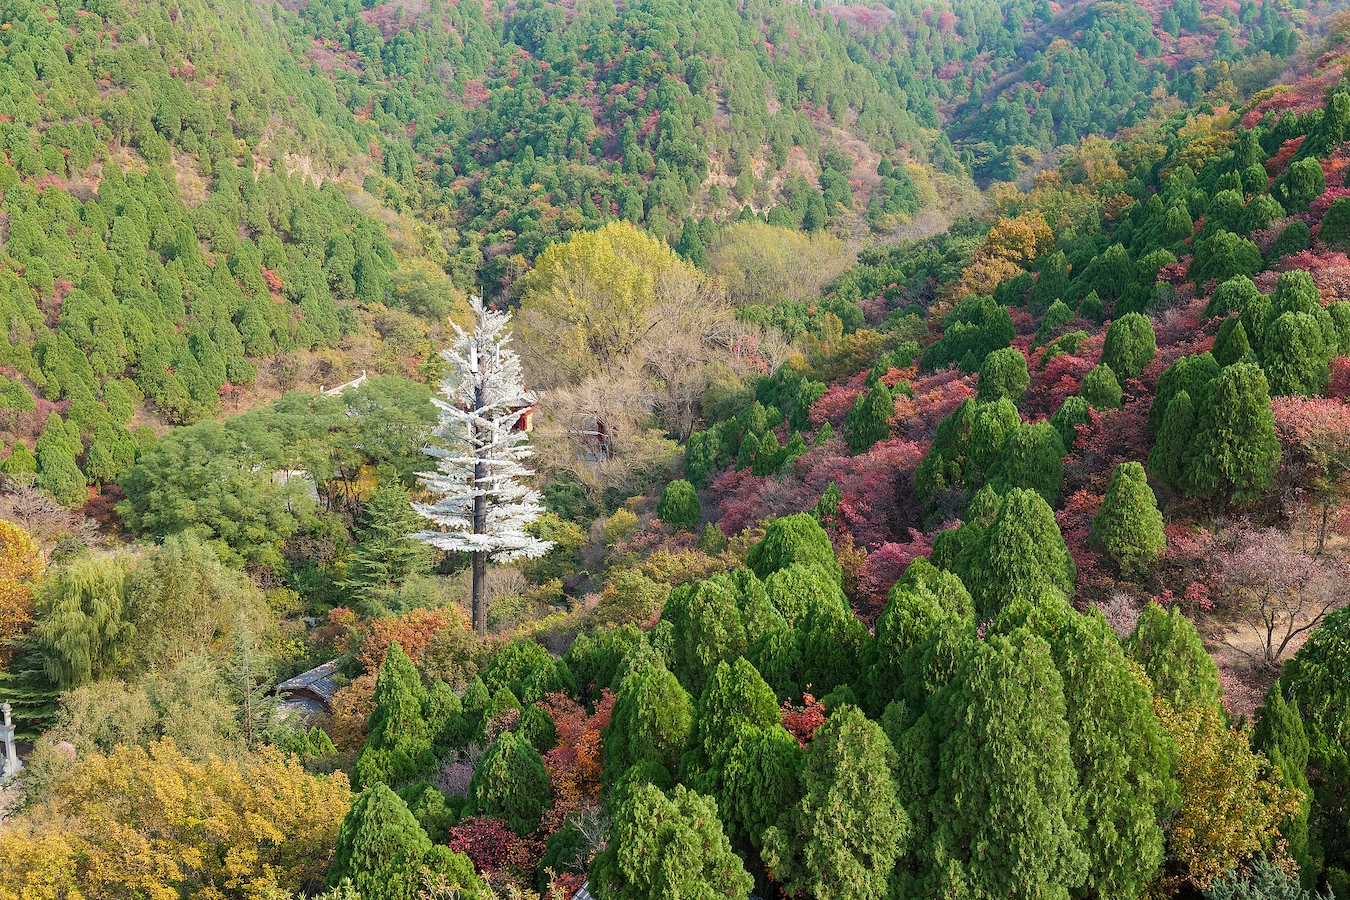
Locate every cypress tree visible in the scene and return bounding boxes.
[957,488,1076,619]
[1186,363,1281,507]
[921,628,1088,900]
[986,421,1067,507]
[1214,317,1253,367]
[1050,395,1091,449]
[717,723,805,860]
[468,730,551,836]
[752,430,783,475]
[845,382,894,454]
[662,576,750,695]
[1030,250,1070,313]
[657,479,702,530]
[37,446,86,507]
[1101,312,1157,380]
[356,641,434,790]
[762,706,909,900]
[603,655,693,787]
[1150,390,1196,489]
[1205,275,1262,319]
[682,657,781,785]
[747,513,840,583]
[998,603,1177,899]
[1092,462,1166,577]
[1149,352,1220,435]
[590,783,753,900]
[858,557,975,717]
[1081,363,1123,410]
[1252,684,1314,881]
[977,347,1030,403]
[1124,602,1223,710]
[1261,312,1331,397]
[329,784,485,900]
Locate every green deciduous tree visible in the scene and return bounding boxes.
[762,706,909,900]
[1093,462,1166,577]
[34,553,136,688]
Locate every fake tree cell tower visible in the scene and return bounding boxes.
[412,296,553,634]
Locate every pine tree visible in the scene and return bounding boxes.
[1092,462,1166,578]
[227,628,278,751]
[355,642,434,790]
[589,783,753,900]
[762,706,909,900]
[845,382,894,454]
[412,296,553,634]
[977,347,1030,403]
[957,488,1076,619]
[344,481,433,615]
[1186,363,1280,508]
[1101,312,1157,380]
[468,730,551,836]
[1081,363,1123,410]
[656,479,701,530]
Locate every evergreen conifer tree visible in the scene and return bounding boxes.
[1050,395,1091,449]
[957,488,1076,619]
[1081,363,1123,410]
[763,706,909,900]
[747,513,841,583]
[355,642,433,790]
[920,628,1088,900]
[1101,312,1157,380]
[1092,462,1166,577]
[468,730,551,836]
[590,783,753,900]
[603,655,693,786]
[1124,602,1223,710]
[977,347,1030,403]
[845,382,894,455]
[1186,363,1280,507]
[1150,390,1196,489]
[343,481,433,615]
[986,421,1067,507]
[656,479,702,530]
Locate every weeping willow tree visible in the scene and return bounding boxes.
[34,554,136,689]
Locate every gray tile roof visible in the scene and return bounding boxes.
[276,658,341,707]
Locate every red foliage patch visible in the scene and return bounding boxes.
[852,530,935,622]
[447,817,516,872]
[780,693,827,747]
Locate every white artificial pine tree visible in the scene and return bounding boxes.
[412,296,553,634]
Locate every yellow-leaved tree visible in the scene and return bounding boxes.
[0,519,43,670]
[0,739,351,899]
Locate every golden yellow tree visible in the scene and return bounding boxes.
[0,739,352,900]
[0,519,43,669]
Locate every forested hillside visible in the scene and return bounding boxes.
[2,0,1350,899]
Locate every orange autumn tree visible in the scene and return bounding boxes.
[0,519,43,669]
[951,211,1054,302]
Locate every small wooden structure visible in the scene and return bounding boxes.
[275,659,341,720]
